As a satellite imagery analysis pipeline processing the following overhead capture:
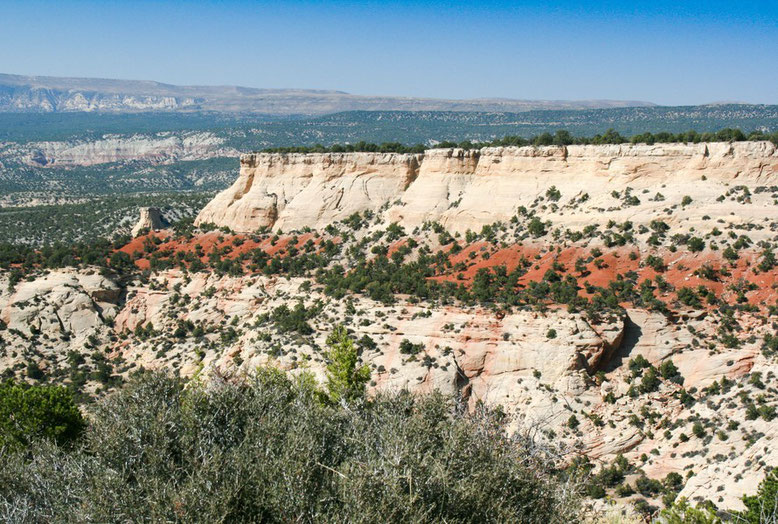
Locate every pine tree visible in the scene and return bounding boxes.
[324,325,370,403]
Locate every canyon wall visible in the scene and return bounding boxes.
[196,151,423,231]
[196,141,778,235]
[11,132,237,167]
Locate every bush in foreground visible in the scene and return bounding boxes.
[0,370,581,523]
[0,381,85,451]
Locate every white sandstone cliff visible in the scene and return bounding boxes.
[196,141,778,236]
[131,207,167,237]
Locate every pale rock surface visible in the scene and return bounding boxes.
[197,142,778,239]
[0,269,119,337]
[2,267,776,510]
[0,269,120,379]
[197,152,422,231]
[131,207,167,237]
[16,132,236,167]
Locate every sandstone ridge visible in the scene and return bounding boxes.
[196,141,778,236]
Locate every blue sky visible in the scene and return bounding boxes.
[2,0,777,105]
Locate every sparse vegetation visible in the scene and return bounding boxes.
[0,371,583,523]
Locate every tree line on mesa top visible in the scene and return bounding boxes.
[259,128,778,154]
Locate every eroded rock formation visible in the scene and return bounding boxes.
[3,265,775,510]
[131,207,167,237]
[196,141,778,237]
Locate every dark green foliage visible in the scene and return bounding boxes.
[399,339,425,356]
[319,253,448,305]
[527,217,547,238]
[0,371,581,523]
[0,192,214,246]
[677,287,702,308]
[261,125,778,155]
[644,254,667,272]
[658,360,683,385]
[635,475,664,497]
[0,381,85,450]
[758,248,776,272]
[639,367,661,394]
[723,246,739,262]
[687,237,705,253]
[628,354,651,377]
[0,237,133,275]
[764,333,778,357]
[586,484,606,499]
[264,140,427,155]
[664,472,684,493]
[581,454,633,499]
[740,469,778,523]
[271,302,321,335]
[25,361,45,381]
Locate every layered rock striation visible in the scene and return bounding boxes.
[131,207,168,237]
[20,132,235,167]
[196,141,778,236]
[196,151,423,231]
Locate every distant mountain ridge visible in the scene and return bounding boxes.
[0,73,655,115]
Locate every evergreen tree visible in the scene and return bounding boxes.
[325,325,370,403]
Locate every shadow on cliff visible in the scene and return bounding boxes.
[603,315,642,373]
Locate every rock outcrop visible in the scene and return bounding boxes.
[196,142,778,236]
[0,269,120,382]
[2,259,776,511]
[131,207,167,237]
[18,132,236,167]
[196,151,422,231]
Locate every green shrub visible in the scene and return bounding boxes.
[324,325,370,403]
[659,360,683,384]
[399,339,425,356]
[528,218,547,238]
[628,354,651,377]
[660,498,720,523]
[0,371,582,523]
[677,287,702,308]
[0,381,85,451]
[639,367,661,393]
[271,301,320,334]
[740,469,778,523]
[635,475,663,496]
[687,237,705,252]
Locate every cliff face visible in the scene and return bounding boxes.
[196,141,778,235]
[13,132,236,167]
[4,263,775,511]
[196,151,423,231]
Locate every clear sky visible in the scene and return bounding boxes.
[2,0,777,105]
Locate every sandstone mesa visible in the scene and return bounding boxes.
[3,140,778,514]
[196,141,778,239]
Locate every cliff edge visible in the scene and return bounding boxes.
[196,141,778,237]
